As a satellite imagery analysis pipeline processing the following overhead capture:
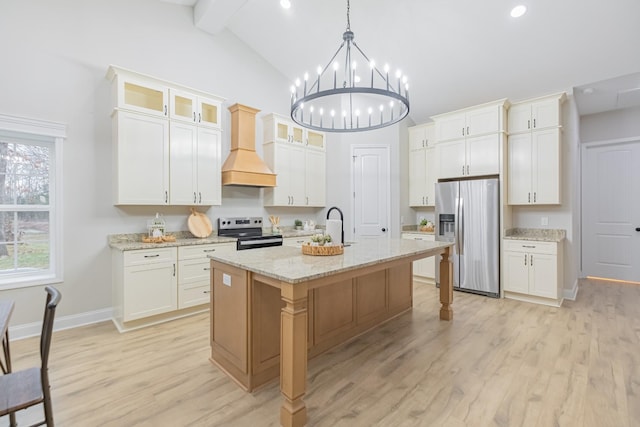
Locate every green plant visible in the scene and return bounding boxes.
[294,219,303,227]
[419,218,429,226]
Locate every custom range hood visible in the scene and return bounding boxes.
[221,103,276,187]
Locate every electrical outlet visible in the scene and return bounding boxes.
[541,216,549,226]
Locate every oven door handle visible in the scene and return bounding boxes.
[237,237,283,247]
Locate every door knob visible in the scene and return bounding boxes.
[381,228,387,232]
[636,227,640,232]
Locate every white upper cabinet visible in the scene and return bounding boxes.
[112,76,169,118]
[508,94,564,134]
[409,122,436,150]
[169,123,222,206]
[409,123,437,206]
[113,111,170,205]
[435,101,506,142]
[263,113,326,149]
[263,113,306,145]
[107,66,224,206]
[262,113,326,208]
[507,93,565,205]
[432,99,508,179]
[169,89,221,129]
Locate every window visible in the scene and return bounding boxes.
[0,114,64,289]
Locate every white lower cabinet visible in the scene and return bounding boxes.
[177,243,235,308]
[503,239,563,306]
[283,236,308,248]
[402,233,436,281]
[121,247,177,322]
[113,242,236,331]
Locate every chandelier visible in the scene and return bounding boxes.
[290,0,410,133]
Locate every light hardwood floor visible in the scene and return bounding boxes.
[6,277,639,426]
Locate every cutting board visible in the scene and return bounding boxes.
[188,208,213,238]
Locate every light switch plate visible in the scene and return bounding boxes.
[223,273,231,287]
[541,217,549,226]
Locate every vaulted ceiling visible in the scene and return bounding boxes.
[163,0,640,122]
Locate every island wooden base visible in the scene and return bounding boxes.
[210,246,452,427]
[210,262,415,392]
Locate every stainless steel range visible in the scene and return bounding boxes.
[217,217,283,250]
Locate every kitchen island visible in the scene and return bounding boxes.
[208,238,453,427]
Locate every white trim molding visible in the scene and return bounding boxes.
[9,308,113,340]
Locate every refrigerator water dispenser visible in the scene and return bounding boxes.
[438,214,455,239]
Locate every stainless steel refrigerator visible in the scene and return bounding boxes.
[435,178,500,297]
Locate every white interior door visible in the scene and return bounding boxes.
[582,140,640,282]
[352,146,390,240]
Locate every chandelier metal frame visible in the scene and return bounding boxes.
[290,0,410,133]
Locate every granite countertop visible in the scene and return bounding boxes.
[504,228,566,242]
[208,237,452,284]
[108,228,324,251]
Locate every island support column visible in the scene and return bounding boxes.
[280,282,309,427]
[439,246,453,320]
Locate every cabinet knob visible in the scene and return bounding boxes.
[381,228,387,232]
[635,227,640,232]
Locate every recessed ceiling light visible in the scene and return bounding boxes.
[280,0,291,9]
[510,5,527,18]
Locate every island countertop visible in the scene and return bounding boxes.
[208,237,452,284]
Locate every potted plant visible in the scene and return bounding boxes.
[294,219,303,230]
[419,218,434,232]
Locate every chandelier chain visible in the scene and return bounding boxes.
[346,0,351,31]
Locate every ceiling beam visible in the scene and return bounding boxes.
[194,0,249,35]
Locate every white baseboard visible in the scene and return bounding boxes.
[563,280,579,301]
[9,308,113,340]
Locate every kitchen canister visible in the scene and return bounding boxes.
[325,219,343,245]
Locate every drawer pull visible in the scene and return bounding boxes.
[203,249,217,252]
[415,237,423,240]
[203,267,211,271]
[144,254,160,258]
[203,290,211,294]
[522,245,536,248]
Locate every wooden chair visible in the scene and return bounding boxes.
[0,286,61,427]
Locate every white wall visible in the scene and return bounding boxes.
[580,106,640,142]
[0,0,322,326]
[325,123,405,241]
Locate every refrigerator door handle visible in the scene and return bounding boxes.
[458,197,464,255]
[454,196,460,254]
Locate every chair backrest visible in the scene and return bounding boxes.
[40,286,61,371]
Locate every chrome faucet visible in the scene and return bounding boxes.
[326,206,344,244]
